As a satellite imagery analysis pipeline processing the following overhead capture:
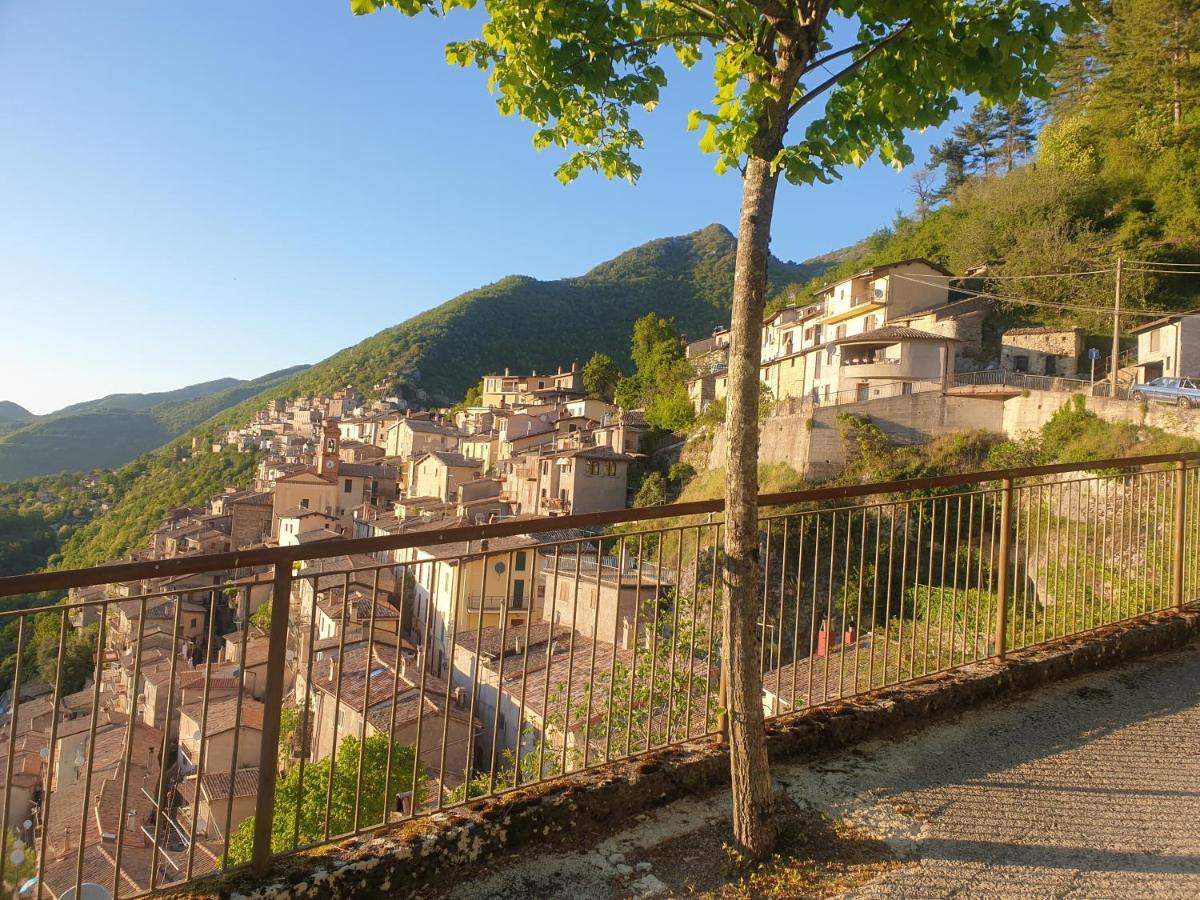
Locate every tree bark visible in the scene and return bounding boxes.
[721,151,781,860]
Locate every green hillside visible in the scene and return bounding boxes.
[0,402,33,425]
[268,224,822,408]
[0,366,309,480]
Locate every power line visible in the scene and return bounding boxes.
[888,272,1182,318]
[1120,259,1200,269]
[893,267,1115,280]
[1122,266,1200,276]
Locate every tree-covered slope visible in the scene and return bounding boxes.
[0,366,309,480]
[274,224,826,407]
[781,1,1200,342]
[0,402,33,425]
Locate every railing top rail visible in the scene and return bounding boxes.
[3,450,1199,598]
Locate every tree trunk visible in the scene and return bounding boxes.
[721,152,781,860]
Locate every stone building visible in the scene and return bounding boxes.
[1001,327,1085,377]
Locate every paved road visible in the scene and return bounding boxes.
[453,645,1200,899]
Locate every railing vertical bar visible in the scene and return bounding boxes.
[624,535,643,756]
[251,560,293,874]
[35,609,69,900]
[805,516,822,706]
[74,601,109,897]
[1025,484,1038,645]
[581,537,604,768]
[895,503,911,685]
[321,572,352,838]
[704,525,720,734]
[646,535,665,749]
[758,519,773,680]
[681,527,702,740]
[436,556,466,806]
[512,547,536,783]
[604,536,628,761]
[486,549,513,792]
[909,501,925,681]
[560,542,583,775]
[960,493,974,663]
[823,510,839,703]
[221,586,253,868]
[184,585,222,879]
[880,503,897,686]
[789,515,807,710]
[772,520,789,714]
[994,478,1013,661]
[411,563,434,817]
[851,509,867,695]
[112,595,147,897]
[0,614,27,891]
[463,548,491,792]
[935,495,951,671]
[949,494,965,668]
[383,564,408,825]
[664,531,686,741]
[836,508,854,699]
[352,567,381,831]
[292,574,320,846]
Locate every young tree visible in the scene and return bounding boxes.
[582,352,621,402]
[954,102,1005,176]
[908,165,938,221]
[997,97,1040,171]
[928,136,972,200]
[353,0,1084,858]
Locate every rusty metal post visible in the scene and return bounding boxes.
[253,560,294,874]
[994,478,1013,662]
[1173,460,1187,610]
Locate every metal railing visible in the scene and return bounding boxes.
[953,369,1136,400]
[0,452,1198,897]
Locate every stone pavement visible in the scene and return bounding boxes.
[451,643,1200,899]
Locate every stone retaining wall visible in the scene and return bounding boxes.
[178,606,1200,900]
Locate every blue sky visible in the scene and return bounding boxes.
[0,5,966,415]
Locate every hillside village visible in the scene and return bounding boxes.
[2,247,1198,894]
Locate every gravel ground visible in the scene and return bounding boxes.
[449,644,1200,899]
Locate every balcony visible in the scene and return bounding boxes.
[840,355,921,379]
[2,450,1198,894]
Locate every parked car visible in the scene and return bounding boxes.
[1131,376,1200,408]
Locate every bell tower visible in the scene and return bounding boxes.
[317,419,341,480]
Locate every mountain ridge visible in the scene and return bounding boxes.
[0,366,310,481]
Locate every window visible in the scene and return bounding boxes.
[587,461,599,475]
[344,479,353,493]
[512,580,526,609]
[813,354,822,377]
[515,551,527,571]
[1013,355,1029,373]
[605,461,617,476]
[1150,330,1161,352]
[300,498,310,509]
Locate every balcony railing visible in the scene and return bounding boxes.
[953,369,1136,399]
[1,452,1199,896]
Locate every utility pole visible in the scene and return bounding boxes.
[1110,257,1122,397]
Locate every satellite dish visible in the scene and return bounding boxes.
[58,885,111,900]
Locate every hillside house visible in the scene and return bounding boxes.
[480,364,584,408]
[1130,309,1200,382]
[384,416,461,460]
[407,451,482,503]
[1001,326,1085,377]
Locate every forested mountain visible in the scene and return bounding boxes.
[0,366,309,480]
[269,224,823,408]
[0,402,33,425]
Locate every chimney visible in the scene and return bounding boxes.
[843,619,857,646]
[816,619,830,658]
[504,368,510,376]
[328,657,335,682]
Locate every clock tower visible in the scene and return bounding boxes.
[317,419,341,480]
